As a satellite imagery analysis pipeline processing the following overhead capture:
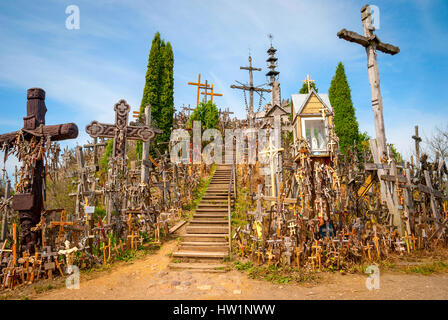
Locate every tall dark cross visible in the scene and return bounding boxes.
[338,4,400,157]
[85,99,156,159]
[231,56,271,126]
[0,88,78,253]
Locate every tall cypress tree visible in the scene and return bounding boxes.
[328,62,360,154]
[156,41,174,154]
[138,33,174,157]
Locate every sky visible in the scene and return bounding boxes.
[0,0,447,176]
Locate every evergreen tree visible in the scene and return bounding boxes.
[188,101,219,130]
[138,33,175,157]
[328,62,360,154]
[299,82,318,94]
[156,41,174,154]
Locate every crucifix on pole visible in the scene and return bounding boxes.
[231,56,271,126]
[337,4,400,158]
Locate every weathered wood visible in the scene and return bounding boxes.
[1,180,11,241]
[338,5,400,158]
[0,88,79,252]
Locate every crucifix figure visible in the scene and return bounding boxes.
[86,99,156,160]
[338,4,400,157]
[0,88,78,253]
[231,55,271,126]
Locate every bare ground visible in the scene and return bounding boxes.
[11,238,445,300]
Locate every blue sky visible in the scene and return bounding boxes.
[0,0,447,175]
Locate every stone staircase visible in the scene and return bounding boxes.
[169,165,233,272]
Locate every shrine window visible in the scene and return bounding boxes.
[301,118,327,153]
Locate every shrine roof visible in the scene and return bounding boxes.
[291,88,332,115]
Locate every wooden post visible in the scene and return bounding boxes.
[141,105,151,184]
[1,179,10,241]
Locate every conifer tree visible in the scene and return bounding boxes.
[138,33,175,157]
[328,62,360,154]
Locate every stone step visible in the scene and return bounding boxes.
[168,262,228,272]
[181,233,227,242]
[186,225,228,234]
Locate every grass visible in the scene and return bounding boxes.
[233,261,321,285]
[406,261,448,275]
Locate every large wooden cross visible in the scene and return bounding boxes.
[0,88,78,253]
[338,4,400,157]
[85,99,156,160]
[231,56,271,125]
[188,74,211,108]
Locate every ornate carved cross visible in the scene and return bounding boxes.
[85,99,156,159]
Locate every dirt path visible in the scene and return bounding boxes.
[31,238,448,300]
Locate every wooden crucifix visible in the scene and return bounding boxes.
[85,99,157,160]
[231,56,271,126]
[338,4,400,157]
[201,83,223,104]
[0,88,78,253]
